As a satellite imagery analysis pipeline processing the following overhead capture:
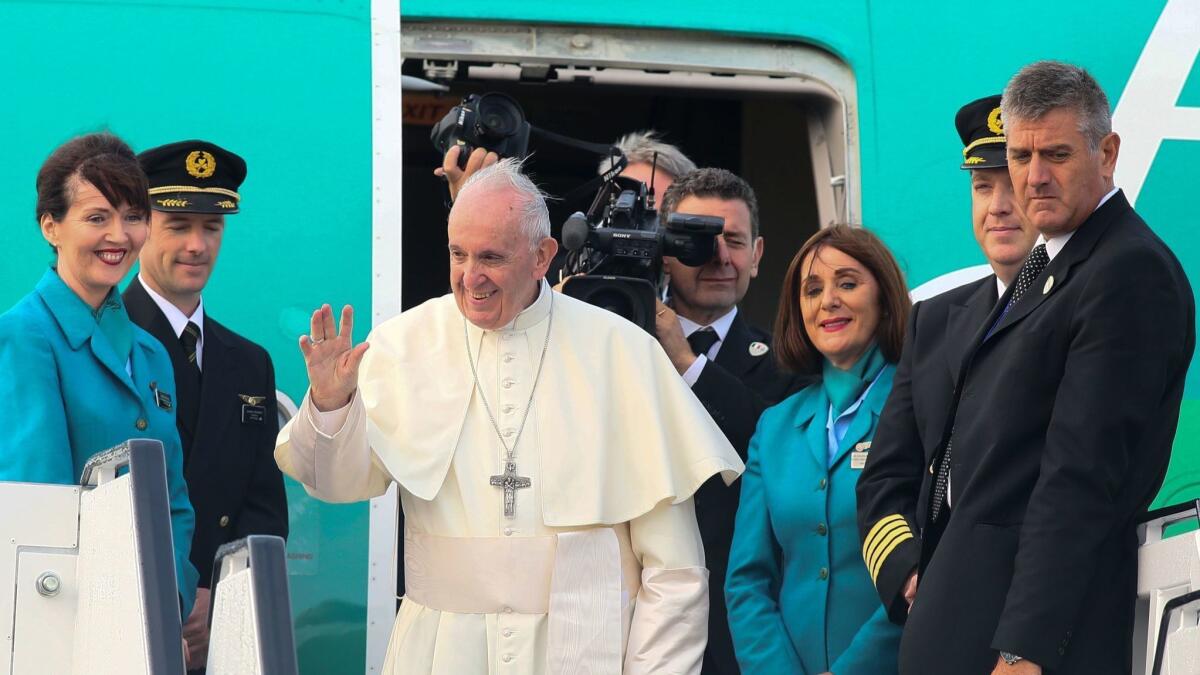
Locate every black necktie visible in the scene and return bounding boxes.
[933,243,1053,523]
[687,327,720,357]
[986,243,1051,338]
[180,321,202,375]
[176,322,202,453]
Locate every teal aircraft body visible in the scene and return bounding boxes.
[1,1,1197,671]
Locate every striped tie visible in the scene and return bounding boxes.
[180,321,202,375]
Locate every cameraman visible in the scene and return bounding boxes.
[598,130,696,197]
[657,167,807,675]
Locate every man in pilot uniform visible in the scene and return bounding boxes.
[124,140,288,671]
[857,93,1037,624]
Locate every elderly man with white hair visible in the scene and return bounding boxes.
[276,158,742,674]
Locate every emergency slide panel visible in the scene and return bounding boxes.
[207,535,298,675]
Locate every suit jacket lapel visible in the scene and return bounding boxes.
[945,277,999,380]
[88,329,141,400]
[790,387,828,468]
[713,312,757,377]
[36,270,139,400]
[124,279,178,352]
[986,192,1128,341]
[123,279,198,442]
[189,317,235,478]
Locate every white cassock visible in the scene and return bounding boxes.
[276,281,743,674]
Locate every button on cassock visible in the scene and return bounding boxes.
[219,515,230,527]
[135,418,148,431]
[502,378,515,390]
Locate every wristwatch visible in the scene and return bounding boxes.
[1000,651,1024,666]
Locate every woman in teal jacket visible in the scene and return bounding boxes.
[0,133,199,616]
[727,226,911,674]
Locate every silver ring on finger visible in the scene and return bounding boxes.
[309,335,326,345]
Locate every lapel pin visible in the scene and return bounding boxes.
[1043,275,1055,295]
[748,341,769,357]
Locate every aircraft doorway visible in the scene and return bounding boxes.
[399,22,860,332]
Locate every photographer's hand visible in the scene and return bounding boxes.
[654,300,698,375]
[434,146,500,202]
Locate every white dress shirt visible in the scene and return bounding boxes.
[137,275,206,370]
[678,306,738,387]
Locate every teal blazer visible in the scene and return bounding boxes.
[0,269,198,616]
[727,365,901,674]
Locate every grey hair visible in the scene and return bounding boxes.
[457,157,552,247]
[1001,60,1112,151]
[597,130,697,180]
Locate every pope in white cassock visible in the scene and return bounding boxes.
[275,159,744,674]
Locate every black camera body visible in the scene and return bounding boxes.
[430,93,531,168]
[561,175,724,332]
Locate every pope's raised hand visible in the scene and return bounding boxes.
[300,304,369,412]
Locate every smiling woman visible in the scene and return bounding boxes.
[727,225,910,674]
[0,132,200,623]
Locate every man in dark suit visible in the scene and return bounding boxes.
[124,141,288,672]
[857,94,1037,625]
[871,61,1194,675]
[653,167,807,674]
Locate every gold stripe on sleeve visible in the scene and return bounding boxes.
[862,514,905,563]
[870,530,915,583]
[865,521,909,575]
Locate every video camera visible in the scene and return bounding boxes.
[559,167,724,333]
[430,92,724,332]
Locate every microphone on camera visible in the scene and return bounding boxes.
[562,212,591,251]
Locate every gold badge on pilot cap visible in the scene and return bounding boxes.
[139,139,247,215]
[185,150,217,179]
[956,94,1007,171]
[987,106,1004,135]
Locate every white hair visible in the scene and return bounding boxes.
[457,157,552,247]
[597,130,697,180]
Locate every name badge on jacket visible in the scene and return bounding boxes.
[239,394,266,424]
[850,441,870,470]
[150,382,173,411]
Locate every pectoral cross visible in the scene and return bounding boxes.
[490,460,532,519]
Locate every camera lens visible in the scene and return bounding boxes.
[474,93,523,138]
